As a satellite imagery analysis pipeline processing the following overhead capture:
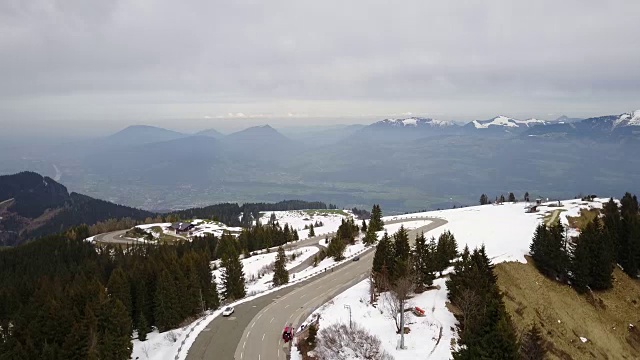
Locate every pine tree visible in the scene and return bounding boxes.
[154,270,180,331]
[499,194,506,203]
[435,231,457,275]
[106,267,132,317]
[361,219,368,233]
[393,226,411,279]
[508,192,516,203]
[137,314,148,341]
[570,231,591,293]
[363,225,377,246]
[308,223,315,237]
[519,324,546,360]
[98,298,133,360]
[524,192,530,202]
[221,245,246,300]
[585,220,614,290]
[412,232,435,290]
[327,237,346,261]
[479,194,489,205]
[369,205,384,231]
[273,246,289,286]
[372,231,392,289]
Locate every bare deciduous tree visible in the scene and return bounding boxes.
[382,275,414,337]
[452,288,483,340]
[315,322,394,360]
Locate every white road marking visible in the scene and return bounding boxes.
[270,317,274,323]
[251,322,256,328]
[284,304,290,309]
[278,349,280,357]
[241,352,243,359]
[300,294,307,298]
[243,341,246,349]
[262,333,265,341]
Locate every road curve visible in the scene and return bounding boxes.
[185,217,448,360]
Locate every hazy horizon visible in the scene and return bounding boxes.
[2,1,640,137]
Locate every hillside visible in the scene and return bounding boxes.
[496,261,640,359]
[0,172,154,246]
[105,125,187,145]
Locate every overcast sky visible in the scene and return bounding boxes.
[1,0,639,135]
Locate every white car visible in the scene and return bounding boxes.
[222,306,235,316]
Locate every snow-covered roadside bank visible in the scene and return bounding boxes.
[133,217,435,360]
[258,210,356,240]
[291,274,456,360]
[292,198,612,359]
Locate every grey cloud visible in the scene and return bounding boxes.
[1,0,639,133]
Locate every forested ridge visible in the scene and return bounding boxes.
[0,216,306,359]
[171,200,336,227]
[530,192,640,293]
[0,171,332,246]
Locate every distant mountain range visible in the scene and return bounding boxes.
[355,110,639,140]
[524,110,640,140]
[0,172,154,246]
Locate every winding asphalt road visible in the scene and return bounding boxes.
[185,217,448,360]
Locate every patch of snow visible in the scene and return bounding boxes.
[293,277,456,360]
[213,246,320,296]
[473,115,519,129]
[613,109,640,127]
[257,210,353,240]
[402,118,418,126]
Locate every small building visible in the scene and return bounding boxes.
[535,198,543,205]
[525,205,538,213]
[170,222,195,233]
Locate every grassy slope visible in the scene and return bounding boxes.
[496,260,640,359]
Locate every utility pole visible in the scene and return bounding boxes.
[344,304,352,329]
[399,298,405,349]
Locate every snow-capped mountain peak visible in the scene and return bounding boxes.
[472,115,519,129]
[377,117,455,128]
[613,110,640,128]
[472,115,547,129]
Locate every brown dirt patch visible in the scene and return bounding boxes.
[567,208,600,230]
[495,258,640,360]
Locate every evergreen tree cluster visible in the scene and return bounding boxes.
[372,227,458,291]
[480,192,528,205]
[336,218,359,245]
[602,194,640,278]
[272,246,289,286]
[236,222,298,254]
[171,200,332,228]
[446,245,519,359]
[350,207,371,220]
[369,205,384,232]
[363,204,384,246]
[530,193,640,293]
[0,228,222,359]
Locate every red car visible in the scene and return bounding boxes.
[282,326,294,343]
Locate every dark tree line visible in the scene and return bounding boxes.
[480,192,527,205]
[236,222,299,255]
[530,193,640,294]
[363,204,384,246]
[446,245,520,359]
[372,227,457,292]
[171,200,334,228]
[0,226,223,359]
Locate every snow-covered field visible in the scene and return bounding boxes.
[293,198,611,359]
[132,220,243,240]
[257,210,355,239]
[132,213,432,360]
[212,246,320,296]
